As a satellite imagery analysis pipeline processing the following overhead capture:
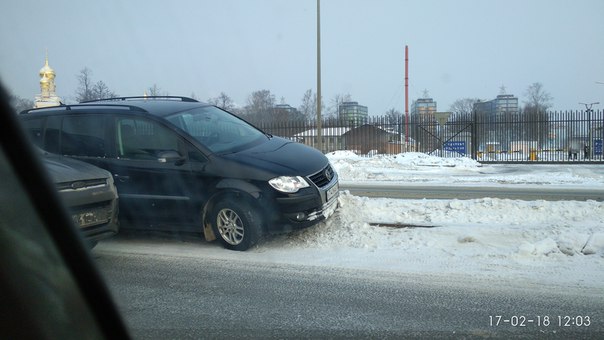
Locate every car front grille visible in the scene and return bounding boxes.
[308,164,335,188]
[56,178,107,191]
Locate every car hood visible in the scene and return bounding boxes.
[222,137,328,177]
[42,154,111,184]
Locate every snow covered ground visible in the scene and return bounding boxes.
[328,150,604,187]
[258,152,604,291]
[100,152,604,291]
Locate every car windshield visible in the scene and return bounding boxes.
[166,105,267,154]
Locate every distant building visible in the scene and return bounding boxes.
[339,101,368,126]
[473,94,520,152]
[294,124,415,154]
[294,127,351,153]
[410,97,437,117]
[343,124,401,154]
[34,54,61,108]
[410,97,437,152]
[473,94,518,122]
[274,104,298,114]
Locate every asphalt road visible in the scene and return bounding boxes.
[340,183,604,201]
[95,247,604,339]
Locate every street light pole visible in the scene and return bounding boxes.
[579,101,599,159]
[316,0,323,153]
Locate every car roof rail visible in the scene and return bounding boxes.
[80,96,199,103]
[20,103,148,114]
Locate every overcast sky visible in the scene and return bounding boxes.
[1,0,603,113]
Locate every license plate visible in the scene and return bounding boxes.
[72,208,109,228]
[326,182,339,201]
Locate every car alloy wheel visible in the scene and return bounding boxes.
[210,199,262,251]
[216,208,245,246]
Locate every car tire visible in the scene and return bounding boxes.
[211,199,262,251]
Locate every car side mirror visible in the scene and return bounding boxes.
[157,150,185,165]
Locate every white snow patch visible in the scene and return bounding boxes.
[255,190,604,290]
[327,151,604,187]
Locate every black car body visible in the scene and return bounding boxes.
[41,150,119,245]
[20,97,339,250]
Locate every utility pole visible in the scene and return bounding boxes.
[579,101,599,159]
[405,45,409,145]
[316,0,323,153]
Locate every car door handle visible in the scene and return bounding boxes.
[113,174,130,182]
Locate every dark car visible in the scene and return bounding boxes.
[1,83,130,339]
[41,150,119,247]
[20,96,339,250]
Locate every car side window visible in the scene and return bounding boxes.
[20,117,45,148]
[45,116,61,154]
[116,117,180,160]
[61,115,106,157]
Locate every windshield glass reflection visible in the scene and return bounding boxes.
[167,106,266,154]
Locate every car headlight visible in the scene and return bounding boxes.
[269,176,310,193]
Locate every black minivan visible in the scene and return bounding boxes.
[20,97,339,251]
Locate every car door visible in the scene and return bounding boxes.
[108,115,203,228]
[59,113,200,230]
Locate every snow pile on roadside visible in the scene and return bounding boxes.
[327,151,481,169]
[326,151,484,182]
[278,192,604,258]
[326,151,604,186]
[252,192,604,288]
[326,152,482,182]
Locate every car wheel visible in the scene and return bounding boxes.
[211,199,262,251]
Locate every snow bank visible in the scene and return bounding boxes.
[265,153,603,288]
[327,151,604,186]
[276,193,604,256]
[258,192,604,289]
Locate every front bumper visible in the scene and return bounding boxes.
[73,198,119,242]
[267,175,339,233]
[58,180,119,242]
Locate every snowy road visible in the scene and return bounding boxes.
[95,247,604,339]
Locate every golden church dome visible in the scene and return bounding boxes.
[34,52,61,108]
[39,56,55,78]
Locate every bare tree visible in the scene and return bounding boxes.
[523,82,552,113]
[9,94,34,113]
[208,92,235,111]
[385,108,402,124]
[449,98,480,121]
[245,89,275,120]
[75,68,95,102]
[328,93,351,118]
[92,80,117,100]
[299,89,316,120]
[147,84,167,96]
[522,82,552,146]
[75,67,118,102]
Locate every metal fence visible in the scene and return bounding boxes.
[247,110,604,164]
